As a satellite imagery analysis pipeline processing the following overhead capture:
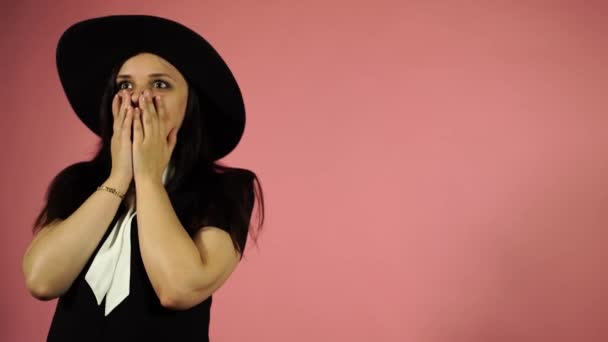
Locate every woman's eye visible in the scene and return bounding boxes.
[115,80,169,91]
[117,81,131,90]
[153,80,169,88]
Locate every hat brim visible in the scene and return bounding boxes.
[56,14,245,161]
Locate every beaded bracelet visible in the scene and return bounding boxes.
[97,185,125,199]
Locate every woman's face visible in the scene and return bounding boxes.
[116,52,188,140]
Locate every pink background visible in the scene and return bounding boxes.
[3,1,607,341]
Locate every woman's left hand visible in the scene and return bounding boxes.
[132,89,178,185]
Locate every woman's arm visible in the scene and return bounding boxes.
[134,178,243,310]
[22,175,131,301]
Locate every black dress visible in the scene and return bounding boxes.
[47,207,227,341]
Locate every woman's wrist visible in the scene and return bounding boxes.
[104,175,131,196]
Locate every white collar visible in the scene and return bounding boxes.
[85,164,173,316]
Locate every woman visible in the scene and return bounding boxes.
[22,15,265,341]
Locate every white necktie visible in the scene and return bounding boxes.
[85,165,173,316]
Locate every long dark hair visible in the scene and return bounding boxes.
[32,53,265,259]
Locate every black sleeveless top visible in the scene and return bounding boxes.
[47,209,221,341]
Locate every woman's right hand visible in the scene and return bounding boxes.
[109,90,134,186]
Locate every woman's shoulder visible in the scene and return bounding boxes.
[48,160,100,195]
[210,166,256,211]
[213,166,255,188]
[213,165,254,177]
[54,160,94,179]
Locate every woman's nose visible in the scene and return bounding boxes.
[130,90,145,106]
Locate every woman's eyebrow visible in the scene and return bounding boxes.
[117,73,175,80]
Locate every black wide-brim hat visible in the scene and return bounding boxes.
[56,14,245,161]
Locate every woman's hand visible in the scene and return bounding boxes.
[132,89,178,185]
[109,89,134,188]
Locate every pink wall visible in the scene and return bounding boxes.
[3,1,607,341]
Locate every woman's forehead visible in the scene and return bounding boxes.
[118,52,182,78]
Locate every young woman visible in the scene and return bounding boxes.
[22,14,265,341]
